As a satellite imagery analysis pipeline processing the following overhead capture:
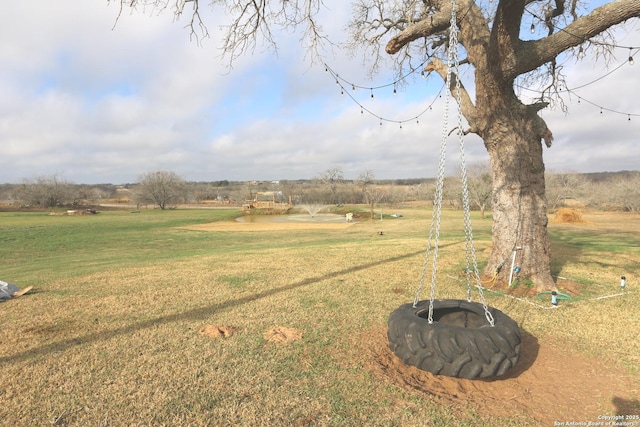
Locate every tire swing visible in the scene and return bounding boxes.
[387,0,521,380]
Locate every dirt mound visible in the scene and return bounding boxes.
[364,327,640,424]
[554,208,586,223]
[264,326,303,343]
[199,324,236,339]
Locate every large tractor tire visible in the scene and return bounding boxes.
[387,299,521,379]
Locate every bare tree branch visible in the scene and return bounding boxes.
[424,58,478,130]
[385,6,452,54]
[110,0,331,66]
[516,0,640,78]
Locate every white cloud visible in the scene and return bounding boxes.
[0,0,638,184]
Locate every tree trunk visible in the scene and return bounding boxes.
[482,112,556,291]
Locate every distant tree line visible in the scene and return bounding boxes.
[2,168,640,213]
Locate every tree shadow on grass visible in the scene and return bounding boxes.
[549,236,583,282]
[613,396,640,416]
[0,247,443,366]
[550,226,640,278]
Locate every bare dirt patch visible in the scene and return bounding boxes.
[182,221,355,232]
[199,324,236,339]
[364,326,640,424]
[264,326,303,343]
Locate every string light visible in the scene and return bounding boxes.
[328,57,431,92]
[561,88,640,119]
[514,41,639,120]
[324,62,445,127]
[524,7,639,63]
[324,15,640,127]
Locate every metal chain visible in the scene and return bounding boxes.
[413,0,457,323]
[451,3,495,327]
[414,0,495,327]
[413,71,449,314]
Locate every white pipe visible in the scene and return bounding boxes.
[508,247,522,287]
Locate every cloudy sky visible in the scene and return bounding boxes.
[1,1,638,184]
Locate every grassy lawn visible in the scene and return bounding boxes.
[1,207,638,426]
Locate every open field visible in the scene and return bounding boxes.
[1,207,638,426]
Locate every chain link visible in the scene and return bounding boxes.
[451,0,495,327]
[413,0,457,322]
[414,0,495,327]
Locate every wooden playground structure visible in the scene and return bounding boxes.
[242,191,291,211]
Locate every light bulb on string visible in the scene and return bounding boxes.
[628,115,631,122]
[578,46,585,59]
[629,48,635,65]
[530,23,535,34]
[352,84,356,90]
[421,70,426,79]
[371,89,374,100]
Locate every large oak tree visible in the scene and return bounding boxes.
[112,0,640,290]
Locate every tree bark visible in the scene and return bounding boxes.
[481,110,555,290]
[425,57,556,291]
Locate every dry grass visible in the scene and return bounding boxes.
[0,207,638,426]
[553,207,586,223]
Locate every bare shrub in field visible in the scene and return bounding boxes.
[610,173,640,212]
[545,171,587,212]
[136,170,187,210]
[553,208,586,223]
[15,174,75,208]
[579,172,640,211]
